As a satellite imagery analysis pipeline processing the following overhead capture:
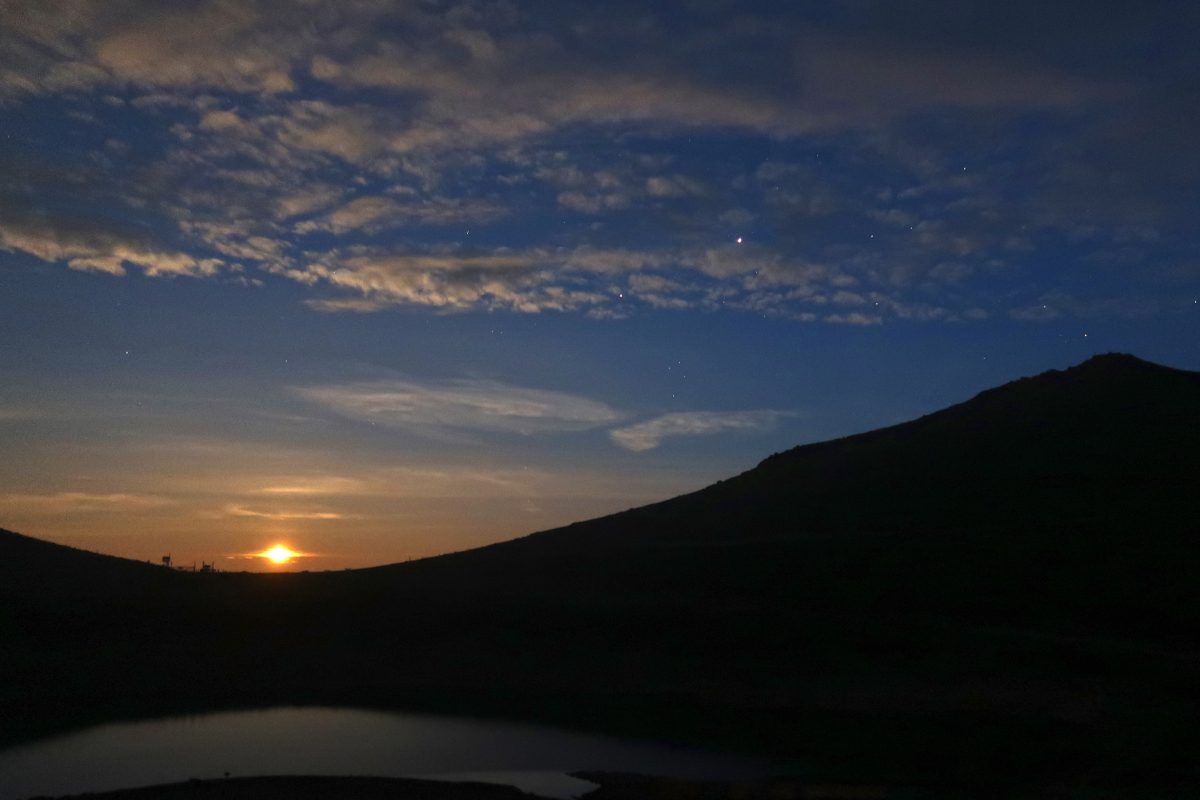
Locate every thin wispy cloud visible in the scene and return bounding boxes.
[278,244,883,320]
[0,408,43,422]
[610,411,795,452]
[235,464,688,502]
[253,477,370,497]
[223,505,344,521]
[0,492,172,513]
[294,195,505,235]
[296,378,622,437]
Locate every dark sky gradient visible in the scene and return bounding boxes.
[1,1,1197,568]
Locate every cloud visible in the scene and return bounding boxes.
[181,223,286,265]
[302,296,395,314]
[1,1,1187,330]
[2,3,1113,135]
[270,240,990,325]
[16,2,305,96]
[274,184,346,220]
[285,249,616,314]
[610,410,794,452]
[0,492,172,513]
[296,378,622,437]
[823,312,884,326]
[296,194,505,234]
[279,243,874,317]
[198,109,251,132]
[223,505,343,521]
[645,175,706,198]
[0,408,43,421]
[273,100,399,162]
[310,55,815,155]
[235,463,683,502]
[253,477,369,496]
[557,190,631,214]
[534,162,710,214]
[0,205,226,278]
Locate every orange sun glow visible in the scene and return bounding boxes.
[258,545,299,564]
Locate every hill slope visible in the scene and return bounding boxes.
[375,352,1199,640]
[2,353,1198,790]
[501,351,1199,548]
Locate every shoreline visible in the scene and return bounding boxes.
[24,773,903,800]
[25,772,1190,800]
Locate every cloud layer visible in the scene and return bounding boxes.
[297,376,795,452]
[610,411,794,452]
[296,378,621,437]
[0,1,1194,324]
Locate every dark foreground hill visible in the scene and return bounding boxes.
[2,353,1198,792]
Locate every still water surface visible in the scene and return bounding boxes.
[0,706,778,799]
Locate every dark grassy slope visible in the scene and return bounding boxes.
[2,354,1198,790]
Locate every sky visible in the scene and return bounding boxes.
[1,0,1198,570]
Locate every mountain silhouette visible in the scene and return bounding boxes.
[514,351,1198,548]
[2,353,1198,791]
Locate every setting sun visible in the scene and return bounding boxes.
[259,545,299,565]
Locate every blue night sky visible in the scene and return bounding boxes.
[1,1,1197,569]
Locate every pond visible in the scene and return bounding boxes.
[0,706,783,799]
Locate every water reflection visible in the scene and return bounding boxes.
[0,706,777,799]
